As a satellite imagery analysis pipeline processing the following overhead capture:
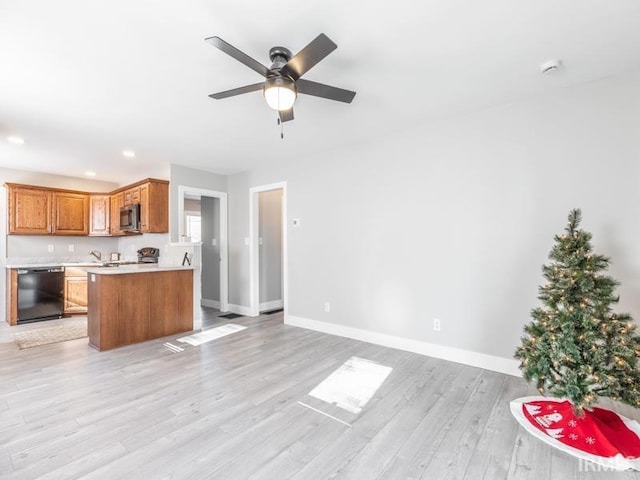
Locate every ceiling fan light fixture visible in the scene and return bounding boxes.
[263,77,297,111]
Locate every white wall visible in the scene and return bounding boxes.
[225,71,640,362]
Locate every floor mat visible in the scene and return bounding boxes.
[13,320,87,349]
[218,313,243,319]
[262,308,284,315]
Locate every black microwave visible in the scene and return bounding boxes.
[120,203,141,232]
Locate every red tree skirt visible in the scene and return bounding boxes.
[510,396,640,471]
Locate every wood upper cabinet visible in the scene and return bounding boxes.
[89,195,110,236]
[123,187,140,205]
[139,180,168,233]
[110,193,124,236]
[7,184,88,235]
[7,185,53,234]
[52,191,89,235]
[6,178,168,236]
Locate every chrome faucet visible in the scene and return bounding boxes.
[89,250,102,261]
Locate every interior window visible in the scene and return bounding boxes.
[186,214,201,243]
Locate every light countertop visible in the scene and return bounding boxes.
[6,262,106,269]
[5,262,194,274]
[82,264,194,275]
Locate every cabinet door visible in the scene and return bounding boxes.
[139,183,150,232]
[110,193,124,236]
[123,187,140,205]
[53,192,89,235]
[8,186,52,234]
[142,181,168,233]
[64,276,88,314]
[90,195,110,236]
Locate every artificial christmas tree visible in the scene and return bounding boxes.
[515,208,640,412]
[511,209,640,470]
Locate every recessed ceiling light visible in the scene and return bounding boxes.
[122,150,136,158]
[85,171,97,177]
[7,136,25,145]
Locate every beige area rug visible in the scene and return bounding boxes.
[13,320,88,349]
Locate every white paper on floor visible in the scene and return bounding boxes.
[176,323,247,346]
[309,356,393,414]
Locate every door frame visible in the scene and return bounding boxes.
[249,182,287,317]
[178,185,229,312]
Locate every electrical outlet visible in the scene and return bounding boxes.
[68,244,75,252]
[433,318,442,331]
[324,302,331,313]
[211,238,217,246]
[47,244,54,253]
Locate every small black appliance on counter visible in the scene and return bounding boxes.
[137,247,159,263]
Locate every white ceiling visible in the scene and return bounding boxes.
[1,0,639,184]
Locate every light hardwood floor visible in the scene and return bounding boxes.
[1,309,639,479]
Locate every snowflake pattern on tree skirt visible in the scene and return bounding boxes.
[511,396,640,471]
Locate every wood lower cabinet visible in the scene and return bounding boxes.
[6,270,18,325]
[6,184,89,235]
[64,267,88,314]
[89,195,110,236]
[87,269,193,351]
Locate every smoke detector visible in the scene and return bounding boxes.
[540,59,562,74]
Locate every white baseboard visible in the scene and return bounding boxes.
[201,298,221,309]
[260,299,283,312]
[227,303,253,316]
[284,314,521,377]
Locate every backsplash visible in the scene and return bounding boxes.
[116,233,198,266]
[6,236,118,264]
[5,233,198,267]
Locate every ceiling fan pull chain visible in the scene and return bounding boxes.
[278,116,284,139]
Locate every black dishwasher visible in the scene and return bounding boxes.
[17,267,65,323]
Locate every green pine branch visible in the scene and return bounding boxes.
[515,208,640,413]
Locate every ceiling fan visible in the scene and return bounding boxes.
[205,33,356,124]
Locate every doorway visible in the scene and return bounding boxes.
[249,182,287,317]
[178,186,229,315]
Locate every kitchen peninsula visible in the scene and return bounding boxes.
[86,264,194,351]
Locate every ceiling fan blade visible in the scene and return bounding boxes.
[279,108,294,123]
[205,36,272,78]
[279,34,337,81]
[208,82,264,100]
[296,79,356,103]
